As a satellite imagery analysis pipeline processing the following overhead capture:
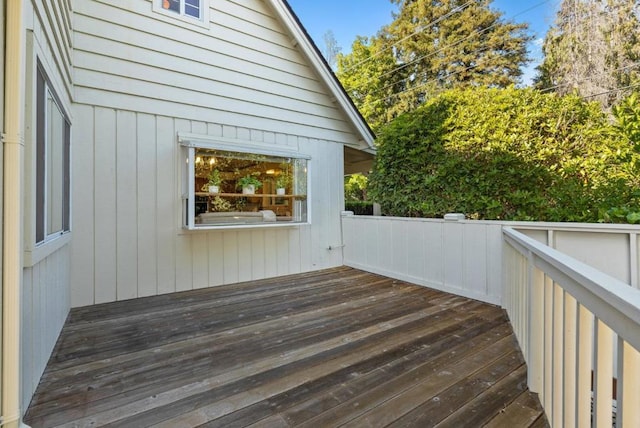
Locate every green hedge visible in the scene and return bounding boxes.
[368,87,640,222]
[345,201,374,215]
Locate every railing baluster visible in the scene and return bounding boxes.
[577,304,593,428]
[594,319,614,427]
[563,292,577,428]
[619,340,640,427]
[502,227,640,428]
[529,266,545,394]
[544,274,554,418]
[552,282,564,427]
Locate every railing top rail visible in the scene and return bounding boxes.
[503,226,640,350]
[343,214,640,234]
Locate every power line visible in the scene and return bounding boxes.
[377,0,551,80]
[361,62,639,112]
[581,82,640,100]
[343,0,552,97]
[374,45,494,95]
[539,62,640,93]
[342,0,479,73]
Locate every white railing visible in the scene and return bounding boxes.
[503,227,640,428]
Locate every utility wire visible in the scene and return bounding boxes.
[539,62,640,93]
[344,0,552,95]
[581,82,640,100]
[343,0,479,73]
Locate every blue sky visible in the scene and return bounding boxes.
[287,0,560,86]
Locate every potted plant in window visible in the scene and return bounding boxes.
[206,169,222,193]
[238,174,262,195]
[275,171,291,195]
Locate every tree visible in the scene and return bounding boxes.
[337,35,398,130]
[321,30,342,69]
[337,0,531,130]
[536,0,640,109]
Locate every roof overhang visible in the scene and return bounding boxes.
[268,0,376,152]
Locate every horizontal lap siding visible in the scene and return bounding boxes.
[73,0,356,143]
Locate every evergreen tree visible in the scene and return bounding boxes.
[337,0,531,130]
[537,0,640,109]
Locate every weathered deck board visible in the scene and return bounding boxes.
[24,266,548,427]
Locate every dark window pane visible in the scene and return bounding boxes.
[36,68,46,243]
[185,0,200,17]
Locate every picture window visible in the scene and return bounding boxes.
[180,138,310,229]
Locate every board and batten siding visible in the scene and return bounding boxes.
[70,0,357,306]
[70,108,346,306]
[342,216,640,306]
[21,246,70,413]
[21,0,74,415]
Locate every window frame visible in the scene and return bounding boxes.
[178,133,311,230]
[36,64,71,244]
[24,51,72,267]
[152,0,210,28]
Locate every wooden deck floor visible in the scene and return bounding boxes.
[24,267,548,427]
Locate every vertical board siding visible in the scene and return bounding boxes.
[342,216,503,305]
[21,246,70,412]
[71,108,343,306]
[93,107,118,304]
[342,217,640,306]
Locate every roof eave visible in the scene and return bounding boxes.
[268,0,376,151]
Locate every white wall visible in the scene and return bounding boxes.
[342,215,504,304]
[69,0,359,306]
[71,109,346,306]
[72,0,359,143]
[20,0,74,416]
[21,246,70,412]
[342,215,640,305]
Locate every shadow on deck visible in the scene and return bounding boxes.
[24,267,548,427]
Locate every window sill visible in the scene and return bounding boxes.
[181,222,311,232]
[24,232,72,267]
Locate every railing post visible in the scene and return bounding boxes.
[528,264,544,394]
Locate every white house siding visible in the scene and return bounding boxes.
[21,246,70,412]
[71,109,345,306]
[72,0,358,143]
[70,0,355,306]
[20,0,74,415]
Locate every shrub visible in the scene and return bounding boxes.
[345,201,374,215]
[369,87,640,222]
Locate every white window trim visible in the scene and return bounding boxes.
[23,31,73,267]
[152,0,210,29]
[178,132,312,230]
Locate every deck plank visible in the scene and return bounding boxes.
[24,267,548,427]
